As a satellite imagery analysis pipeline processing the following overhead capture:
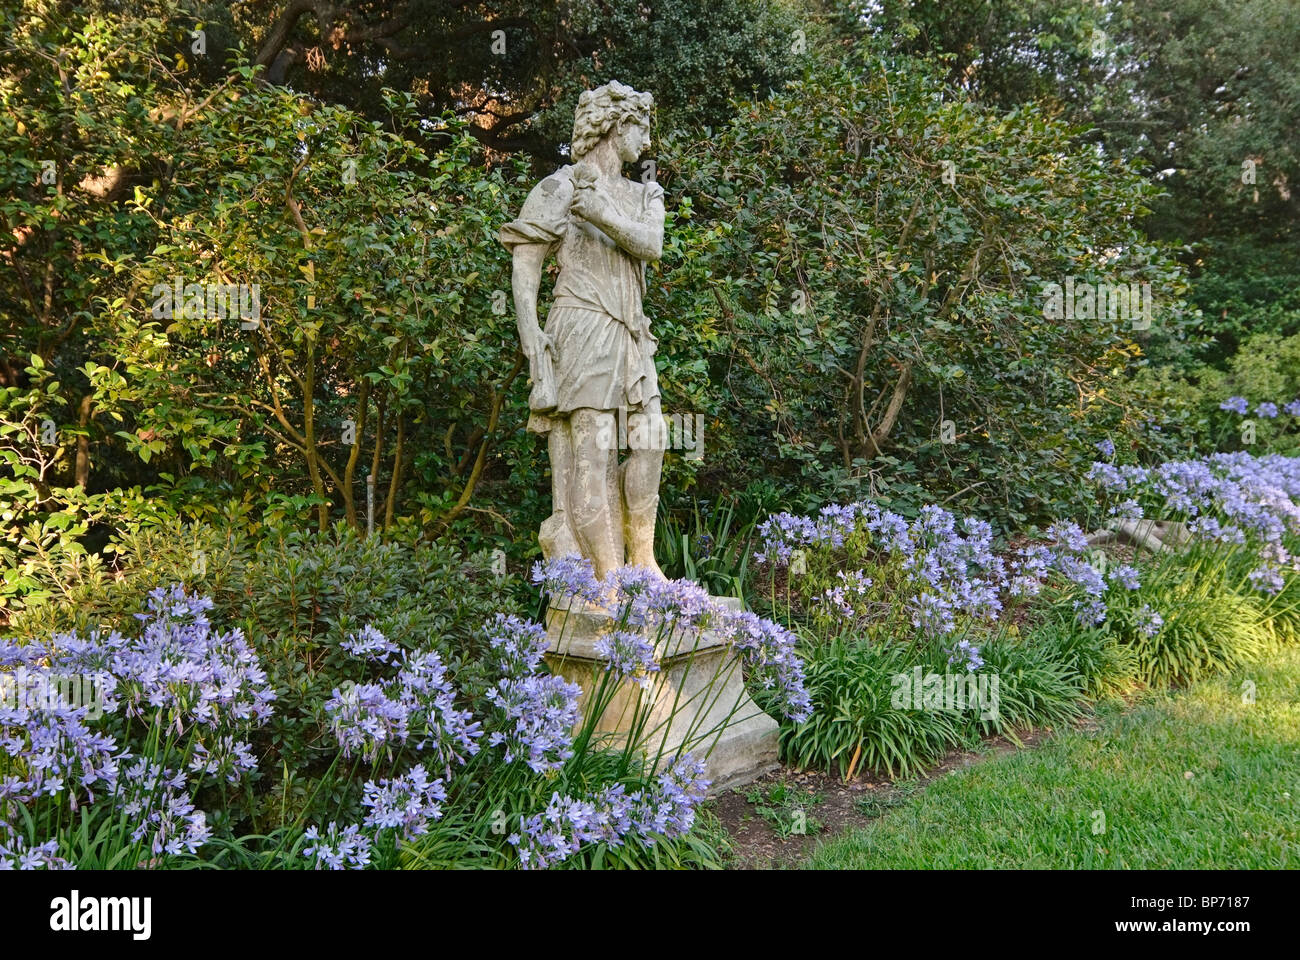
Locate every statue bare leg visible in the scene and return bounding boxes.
[538,422,582,561]
[622,400,665,578]
[569,408,623,580]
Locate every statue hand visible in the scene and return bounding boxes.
[522,324,553,366]
[570,180,617,227]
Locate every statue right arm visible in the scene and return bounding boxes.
[511,243,551,372]
[501,169,571,381]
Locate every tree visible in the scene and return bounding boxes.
[654,48,1189,524]
[846,0,1300,362]
[190,0,809,162]
[2,6,540,613]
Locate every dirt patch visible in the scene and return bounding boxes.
[710,729,1053,869]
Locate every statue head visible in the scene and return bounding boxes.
[570,80,653,163]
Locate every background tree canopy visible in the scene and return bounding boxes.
[3,0,1297,618]
[156,0,808,162]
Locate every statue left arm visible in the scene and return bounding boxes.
[571,182,664,262]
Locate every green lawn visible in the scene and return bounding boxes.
[807,646,1300,869]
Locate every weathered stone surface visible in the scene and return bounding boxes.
[501,80,668,581]
[1087,518,1191,553]
[543,597,780,793]
[505,83,778,792]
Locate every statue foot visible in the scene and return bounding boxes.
[539,512,581,561]
[626,553,667,581]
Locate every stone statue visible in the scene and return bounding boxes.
[501,81,666,581]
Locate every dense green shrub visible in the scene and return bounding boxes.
[966,630,1086,738]
[773,635,967,779]
[658,47,1189,528]
[1019,615,1139,701]
[1102,576,1274,688]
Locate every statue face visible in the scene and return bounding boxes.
[615,118,650,164]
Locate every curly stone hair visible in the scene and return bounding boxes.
[570,80,654,159]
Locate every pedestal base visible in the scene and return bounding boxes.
[544,597,780,794]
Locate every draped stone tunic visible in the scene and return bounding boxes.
[500,166,664,434]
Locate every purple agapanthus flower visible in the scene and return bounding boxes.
[593,630,660,689]
[532,555,603,605]
[947,638,984,673]
[486,673,580,774]
[0,836,73,871]
[341,625,400,664]
[1135,605,1163,638]
[1109,564,1141,591]
[508,755,710,869]
[303,822,372,870]
[1248,564,1285,595]
[361,766,447,839]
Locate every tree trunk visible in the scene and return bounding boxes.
[342,377,370,529]
[74,394,93,487]
[384,412,405,531]
[302,339,328,531]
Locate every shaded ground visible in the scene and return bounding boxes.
[718,648,1300,869]
[712,729,1050,869]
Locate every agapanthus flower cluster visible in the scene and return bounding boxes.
[482,613,584,771]
[1006,544,1052,597]
[600,572,716,631]
[1055,555,1108,625]
[1086,453,1300,547]
[117,759,211,857]
[0,835,74,871]
[632,755,711,837]
[1135,605,1164,638]
[302,822,372,870]
[187,735,257,785]
[323,681,411,761]
[484,613,549,676]
[593,630,660,690]
[817,570,873,618]
[908,591,955,637]
[486,673,581,774]
[1109,498,1144,520]
[533,556,811,723]
[340,624,400,664]
[0,694,121,807]
[531,554,604,605]
[947,638,985,672]
[783,452,1300,641]
[326,639,482,768]
[1247,564,1286,595]
[361,765,447,839]
[1109,564,1141,591]
[0,585,281,867]
[715,610,812,722]
[508,755,710,869]
[754,498,1131,635]
[1086,460,1128,492]
[43,583,277,732]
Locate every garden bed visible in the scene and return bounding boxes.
[713,728,1054,868]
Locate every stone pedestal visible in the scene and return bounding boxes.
[544,597,780,793]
